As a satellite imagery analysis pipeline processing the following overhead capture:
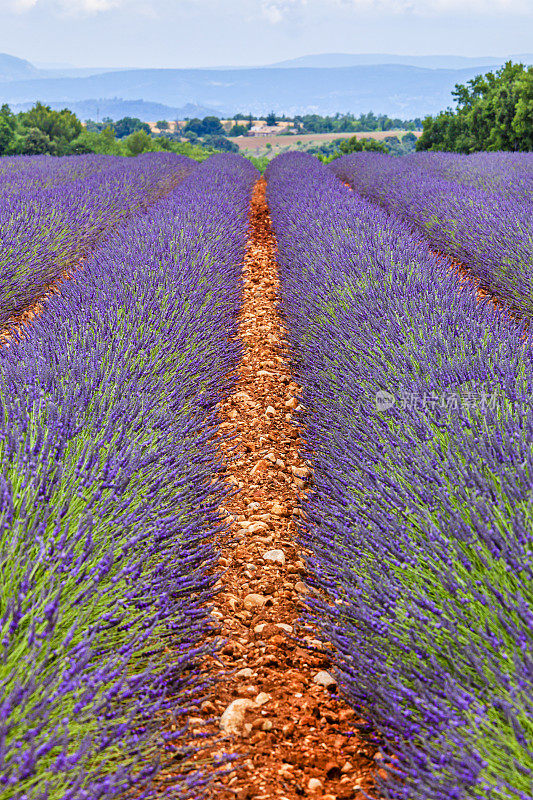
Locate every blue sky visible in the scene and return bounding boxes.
[0,0,531,68]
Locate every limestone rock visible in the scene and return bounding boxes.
[219,698,257,736]
[263,549,286,565]
[313,670,337,690]
[243,593,267,610]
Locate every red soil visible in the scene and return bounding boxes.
[165,178,379,799]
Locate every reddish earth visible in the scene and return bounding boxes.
[5,175,380,798]
[170,178,378,799]
[0,270,73,345]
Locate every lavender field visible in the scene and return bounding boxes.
[0,150,532,800]
[0,154,257,798]
[330,151,533,315]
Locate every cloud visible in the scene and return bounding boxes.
[4,0,529,18]
[8,0,38,10]
[257,0,530,16]
[328,0,529,13]
[6,0,124,13]
[65,0,122,9]
[260,0,308,24]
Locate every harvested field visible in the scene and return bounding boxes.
[237,129,420,156]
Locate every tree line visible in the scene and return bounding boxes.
[0,104,236,159]
[0,105,421,159]
[417,62,532,152]
[1,63,530,160]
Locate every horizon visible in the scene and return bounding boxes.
[25,50,533,72]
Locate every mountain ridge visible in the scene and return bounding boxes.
[269,52,533,69]
[1,52,531,120]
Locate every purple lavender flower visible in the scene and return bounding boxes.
[266,152,533,800]
[0,154,257,799]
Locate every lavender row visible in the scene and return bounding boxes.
[410,152,533,202]
[329,152,533,315]
[266,153,533,800]
[0,154,257,800]
[0,153,197,327]
[332,151,533,203]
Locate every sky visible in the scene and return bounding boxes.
[0,0,531,69]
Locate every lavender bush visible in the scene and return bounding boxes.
[266,152,533,800]
[0,153,197,328]
[329,152,533,315]
[0,154,257,799]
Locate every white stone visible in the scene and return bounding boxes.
[243,593,267,610]
[313,670,337,689]
[308,778,323,792]
[276,623,293,633]
[263,549,286,565]
[235,668,254,678]
[248,521,269,533]
[255,692,272,706]
[291,465,310,479]
[219,699,257,736]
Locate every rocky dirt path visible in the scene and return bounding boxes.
[0,271,71,345]
[187,178,377,800]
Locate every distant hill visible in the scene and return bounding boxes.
[36,67,130,79]
[270,53,533,70]
[0,53,121,82]
[10,98,218,122]
[1,52,532,120]
[0,63,511,119]
[0,53,37,82]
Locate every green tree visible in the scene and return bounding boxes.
[0,105,16,154]
[512,70,533,150]
[202,134,239,153]
[417,62,533,152]
[0,117,14,155]
[154,136,173,151]
[20,102,82,142]
[338,136,387,154]
[183,117,203,135]
[155,119,169,131]
[183,116,223,136]
[69,140,95,155]
[227,123,248,137]
[69,126,121,155]
[201,116,224,135]
[123,129,152,156]
[113,117,151,139]
[381,135,402,154]
[266,111,277,126]
[19,127,57,155]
